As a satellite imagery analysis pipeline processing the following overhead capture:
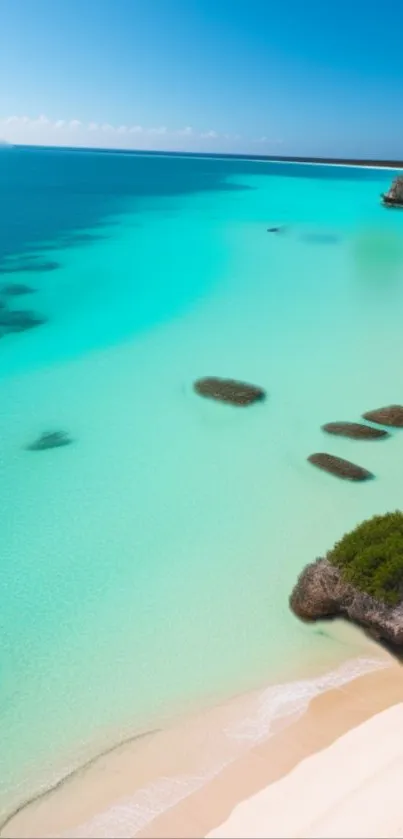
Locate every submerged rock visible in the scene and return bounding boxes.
[321,421,389,440]
[308,452,373,481]
[0,309,47,332]
[1,283,36,296]
[267,226,286,233]
[63,232,106,245]
[0,260,60,274]
[362,405,403,428]
[194,377,266,406]
[381,176,403,208]
[25,431,73,451]
[290,512,403,649]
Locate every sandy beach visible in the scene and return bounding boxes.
[2,646,403,839]
[209,700,403,839]
[209,690,403,839]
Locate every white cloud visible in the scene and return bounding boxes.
[35,114,50,125]
[0,114,255,152]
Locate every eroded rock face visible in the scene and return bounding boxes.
[290,558,403,647]
[362,405,403,428]
[194,377,266,406]
[321,422,389,440]
[25,431,73,451]
[382,176,403,207]
[308,453,373,481]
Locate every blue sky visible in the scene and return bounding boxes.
[1,0,403,157]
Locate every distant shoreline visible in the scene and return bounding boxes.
[9,143,403,169]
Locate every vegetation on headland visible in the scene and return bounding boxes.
[330,511,403,606]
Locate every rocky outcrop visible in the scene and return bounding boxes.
[25,431,73,451]
[194,377,266,406]
[2,283,35,296]
[362,405,403,427]
[0,309,46,333]
[308,453,373,481]
[321,421,389,440]
[289,558,403,647]
[267,226,285,233]
[381,176,403,208]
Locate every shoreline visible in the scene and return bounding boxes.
[1,647,400,839]
[208,669,403,839]
[141,656,403,839]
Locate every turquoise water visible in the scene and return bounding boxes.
[1,148,403,815]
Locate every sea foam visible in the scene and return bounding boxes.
[59,656,388,839]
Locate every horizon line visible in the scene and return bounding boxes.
[5,142,403,170]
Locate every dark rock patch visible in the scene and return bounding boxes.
[267,226,286,234]
[63,232,106,245]
[0,309,47,333]
[25,243,59,253]
[362,405,403,428]
[2,283,36,296]
[25,431,73,451]
[0,260,60,274]
[381,176,403,208]
[0,257,38,270]
[308,452,373,481]
[321,421,389,440]
[194,377,266,406]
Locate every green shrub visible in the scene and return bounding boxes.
[329,511,403,605]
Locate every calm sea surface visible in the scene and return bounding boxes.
[1,147,402,815]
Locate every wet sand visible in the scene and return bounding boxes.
[209,689,403,838]
[2,649,402,839]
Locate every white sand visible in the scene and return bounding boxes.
[2,658,403,838]
[208,702,403,839]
